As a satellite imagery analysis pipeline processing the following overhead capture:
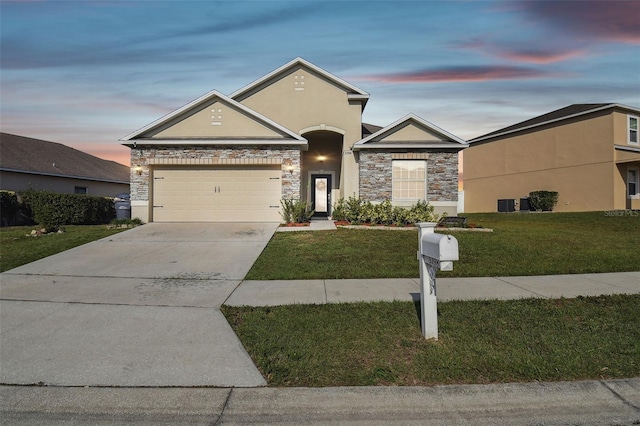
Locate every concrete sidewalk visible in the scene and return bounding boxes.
[225,271,640,306]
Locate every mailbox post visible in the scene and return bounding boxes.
[416,222,459,340]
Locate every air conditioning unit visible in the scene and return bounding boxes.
[497,199,516,213]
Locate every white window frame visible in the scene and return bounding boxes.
[628,167,639,199]
[628,115,639,145]
[392,160,427,203]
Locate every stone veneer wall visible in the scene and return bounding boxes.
[129,145,302,201]
[358,150,459,202]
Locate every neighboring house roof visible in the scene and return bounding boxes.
[353,114,468,150]
[362,122,383,137]
[230,57,370,108]
[120,90,308,149]
[472,103,640,143]
[0,133,129,184]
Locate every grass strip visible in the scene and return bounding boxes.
[0,225,127,272]
[222,294,640,387]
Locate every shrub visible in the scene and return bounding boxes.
[280,199,314,223]
[344,195,364,224]
[331,196,441,226]
[0,191,20,226]
[20,190,115,232]
[529,191,559,211]
[332,198,348,222]
[407,199,441,224]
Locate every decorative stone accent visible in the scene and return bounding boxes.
[359,152,393,200]
[130,145,302,202]
[359,150,459,202]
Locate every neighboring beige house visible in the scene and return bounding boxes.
[0,133,129,197]
[463,104,640,213]
[120,58,468,223]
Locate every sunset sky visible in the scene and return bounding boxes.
[2,0,639,167]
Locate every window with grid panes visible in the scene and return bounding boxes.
[392,160,426,201]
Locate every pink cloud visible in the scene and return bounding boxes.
[360,66,554,83]
[493,48,587,64]
[520,0,640,44]
[451,35,588,64]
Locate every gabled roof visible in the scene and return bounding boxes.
[230,57,370,108]
[0,133,129,183]
[353,114,468,150]
[472,103,640,143]
[120,90,307,147]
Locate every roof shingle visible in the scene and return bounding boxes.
[1,133,129,183]
[471,103,630,142]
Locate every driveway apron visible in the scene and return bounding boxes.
[0,223,278,387]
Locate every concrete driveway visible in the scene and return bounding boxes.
[0,222,278,387]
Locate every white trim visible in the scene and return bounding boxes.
[300,124,346,135]
[230,57,370,102]
[120,90,306,143]
[353,113,468,150]
[615,144,640,153]
[121,139,308,147]
[473,103,640,143]
[354,143,466,150]
[628,115,639,146]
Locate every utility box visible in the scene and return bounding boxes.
[497,199,516,212]
[421,233,459,271]
[520,197,531,211]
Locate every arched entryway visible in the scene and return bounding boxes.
[301,130,344,217]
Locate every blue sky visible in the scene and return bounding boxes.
[2,0,639,166]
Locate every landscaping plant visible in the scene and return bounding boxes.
[528,190,559,211]
[331,196,441,225]
[20,189,115,232]
[280,198,314,224]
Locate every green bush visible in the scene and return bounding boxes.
[0,191,20,226]
[332,198,348,222]
[280,199,314,223]
[331,197,441,225]
[20,190,115,232]
[529,191,559,211]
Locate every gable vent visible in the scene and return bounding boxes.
[211,107,223,126]
[294,74,305,91]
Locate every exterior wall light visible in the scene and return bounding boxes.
[286,165,295,173]
[318,155,326,162]
[134,165,143,175]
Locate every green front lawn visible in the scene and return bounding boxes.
[246,212,640,279]
[0,225,127,272]
[222,294,640,387]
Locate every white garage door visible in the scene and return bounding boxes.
[152,166,282,222]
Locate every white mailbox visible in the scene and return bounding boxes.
[415,222,460,339]
[421,233,459,271]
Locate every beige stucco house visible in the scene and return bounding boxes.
[120,58,468,223]
[464,103,640,213]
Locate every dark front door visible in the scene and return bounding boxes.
[311,174,331,217]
